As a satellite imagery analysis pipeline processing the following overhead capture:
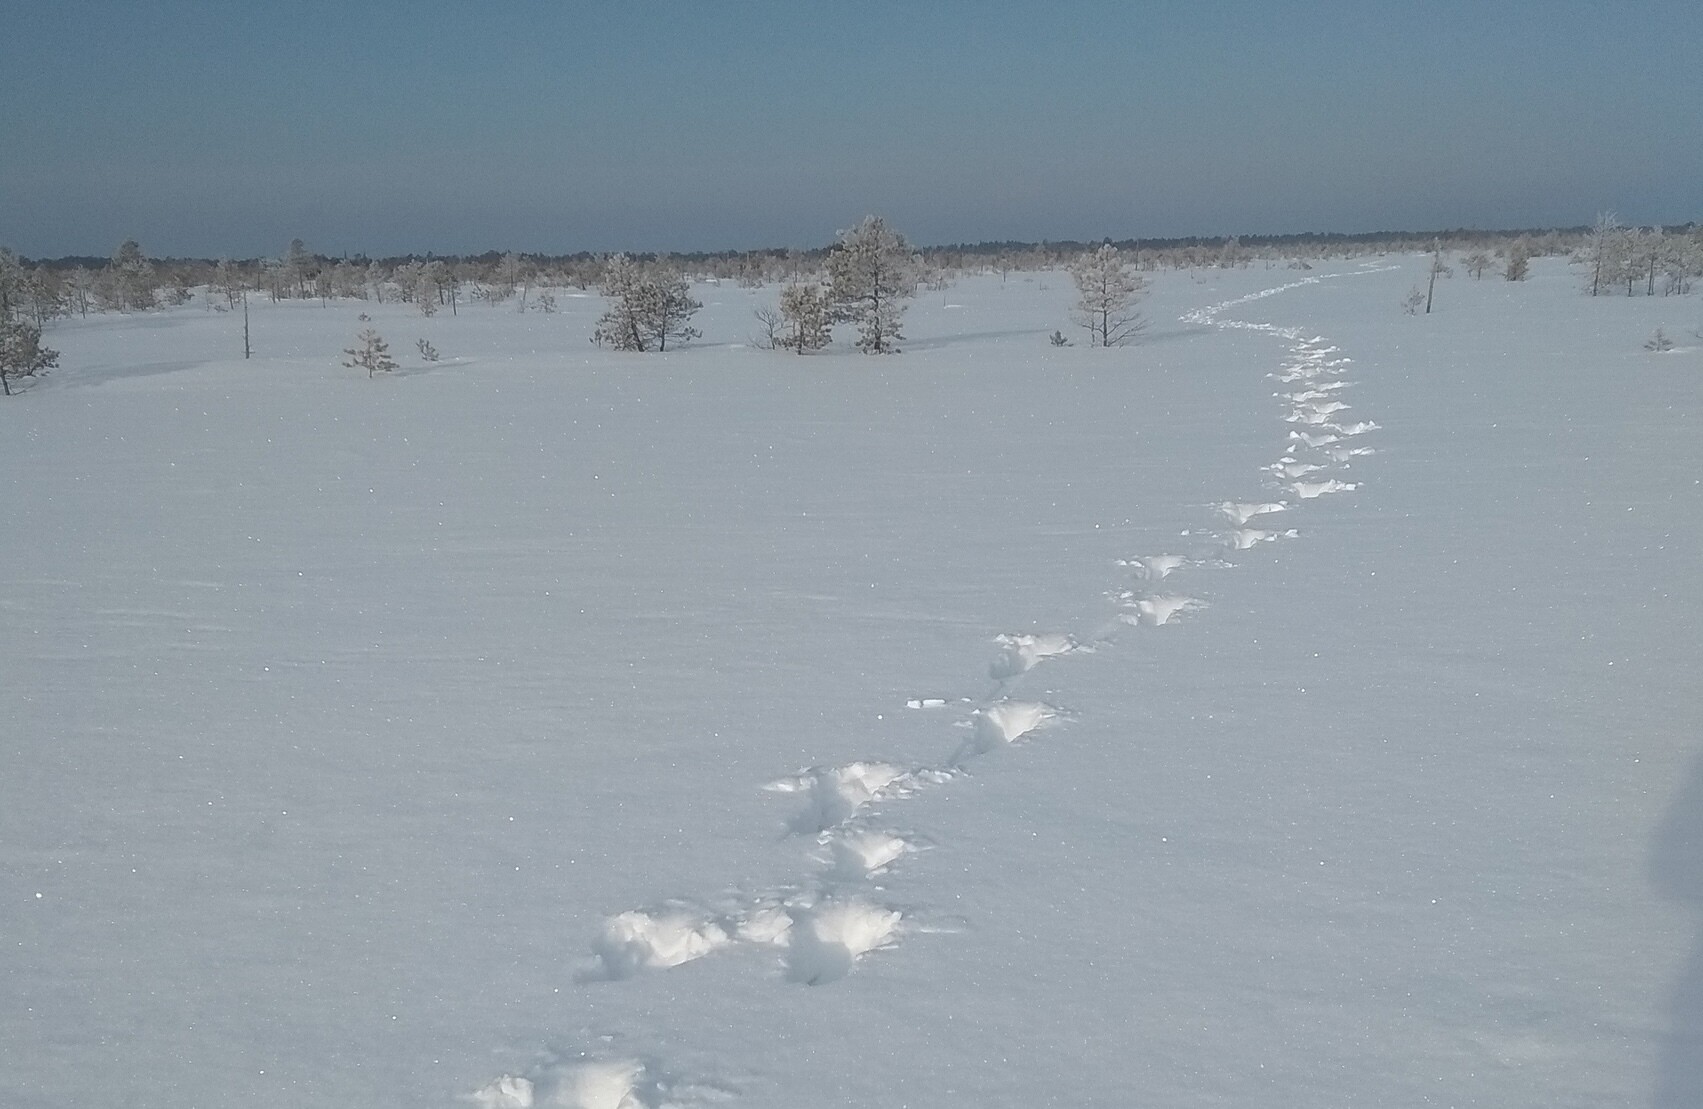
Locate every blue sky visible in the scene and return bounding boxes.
[3,0,1699,258]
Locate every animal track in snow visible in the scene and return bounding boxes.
[821,829,914,879]
[782,899,904,985]
[951,700,1059,763]
[474,1058,650,1109]
[1216,501,1288,526]
[1225,527,1300,550]
[478,268,1395,1106]
[1119,593,1204,627]
[988,631,1086,679]
[1269,460,1325,479]
[765,762,938,835]
[1291,479,1359,499]
[584,908,732,982]
[1120,553,1190,581]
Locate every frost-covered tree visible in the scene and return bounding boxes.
[213,258,246,310]
[283,238,314,298]
[1461,251,1493,279]
[0,319,59,396]
[643,270,701,351]
[1504,237,1532,281]
[1424,241,1451,314]
[109,239,155,311]
[1582,212,1625,296]
[0,249,24,322]
[826,216,917,354]
[593,254,650,351]
[591,255,701,351]
[1068,243,1147,346]
[66,267,96,318]
[778,281,832,353]
[343,328,397,377]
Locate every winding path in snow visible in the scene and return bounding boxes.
[471,266,1394,1109]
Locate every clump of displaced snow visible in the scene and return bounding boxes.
[1216,502,1288,526]
[988,631,1083,678]
[765,762,913,833]
[473,1060,648,1109]
[783,899,903,985]
[587,909,729,980]
[473,1074,536,1109]
[1225,527,1299,549]
[1121,553,1189,581]
[1291,479,1359,499]
[824,830,912,878]
[1122,594,1203,627]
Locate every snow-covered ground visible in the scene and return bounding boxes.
[2,258,1699,1108]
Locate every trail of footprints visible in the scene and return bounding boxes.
[473,270,1388,1108]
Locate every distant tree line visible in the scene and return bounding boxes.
[4,216,1699,388]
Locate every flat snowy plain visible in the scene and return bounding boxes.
[3,257,1700,1108]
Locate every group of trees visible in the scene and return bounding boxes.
[0,249,59,395]
[1579,213,1700,296]
[592,254,702,351]
[6,216,1700,388]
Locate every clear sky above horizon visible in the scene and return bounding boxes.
[3,0,1699,259]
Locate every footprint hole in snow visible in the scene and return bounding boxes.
[783,900,902,985]
[988,631,1081,678]
[765,762,912,834]
[1121,553,1189,580]
[823,829,913,878]
[583,909,731,981]
[474,1058,649,1109]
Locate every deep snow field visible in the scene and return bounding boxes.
[3,257,1700,1108]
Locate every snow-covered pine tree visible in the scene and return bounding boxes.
[1504,237,1532,281]
[592,256,701,351]
[343,328,398,377]
[592,254,648,350]
[283,238,314,298]
[826,216,917,354]
[109,239,155,311]
[0,319,59,396]
[1068,243,1147,346]
[778,281,832,353]
[645,270,701,352]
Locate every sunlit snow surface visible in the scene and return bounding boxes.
[2,259,1700,1108]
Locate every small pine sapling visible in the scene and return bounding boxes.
[1644,328,1674,352]
[416,338,440,362]
[344,328,398,377]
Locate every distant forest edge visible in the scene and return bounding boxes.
[15,222,1701,271]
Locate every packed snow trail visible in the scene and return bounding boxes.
[472,267,1394,1107]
